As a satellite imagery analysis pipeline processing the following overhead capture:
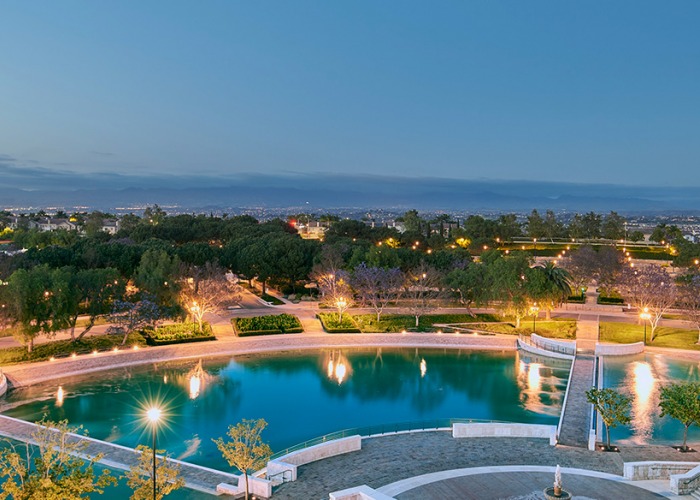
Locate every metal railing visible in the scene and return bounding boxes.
[518,334,576,356]
[269,418,506,461]
[267,468,294,484]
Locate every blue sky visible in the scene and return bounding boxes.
[1,1,699,187]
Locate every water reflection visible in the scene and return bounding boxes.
[56,386,64,407]
[420,358,427,378]
[629,361,657,441]
[324,351,352,385]
[516,353,568,416]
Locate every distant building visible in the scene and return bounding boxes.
[101,219,120,235]
[33,218,78,232]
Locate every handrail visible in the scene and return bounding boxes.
[266,468,293,483]
[269,418,508,461]
[518,334,576,356]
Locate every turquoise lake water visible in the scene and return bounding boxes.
[1,348,570,496]
[604,353,700,445]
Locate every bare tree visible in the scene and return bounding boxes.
[404,263,444,328]
[181,264,241,332]
[352,263,404,321]
[617,264,677,342]
[314,270,353,322]
[678,274,700,343]
[562,245,598,296]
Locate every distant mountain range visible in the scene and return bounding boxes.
[1,162,698,213]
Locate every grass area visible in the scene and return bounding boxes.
[351,313,501,333]
[472,319,577,339]
[600,321,700,350]
[0,332,147,365]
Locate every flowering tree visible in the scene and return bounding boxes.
[677,274,700,343]
[617,265,676,342]
[181,264,241,332]
[107,299,161,345]
[352,263,404,321]
[404,263,444,328]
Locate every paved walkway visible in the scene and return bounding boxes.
[556,316,598,448]
[391,470,667,499]
[273,432,700,499]
[0,414,238,495]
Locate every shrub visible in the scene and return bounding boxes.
[232,314,303,336]
[143,322,216,346]
[317,313,361,333]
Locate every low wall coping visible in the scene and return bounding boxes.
[0,372,7,397]
[452,422,557,445]
[517,339,574,361]
[623,461,700,481]
[596,342,645,356]
[329,485,397,500]
[671,464,700,495]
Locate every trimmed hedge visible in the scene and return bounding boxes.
[566,296,586,304]
[232,314,303,336]
[598,297,625,305]
[143,322,216,346]
[317,313,361,333]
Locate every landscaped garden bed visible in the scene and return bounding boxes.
[351,313,500,333]
[0,332,147,365]
[317,313,361,333]
[143,322,216,346]
[232,314,304,337]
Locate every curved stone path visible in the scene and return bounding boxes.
[273,432,698,500]
[393,470,665,499]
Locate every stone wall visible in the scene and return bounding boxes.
[671,464,700,495]
[452,423,557,445]
[623,461,700,481]
[596,342,644,356]
[267,435,362,482]
[329,485,396,500]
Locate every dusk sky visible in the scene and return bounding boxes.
[2,1,699,188]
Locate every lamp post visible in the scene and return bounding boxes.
[640,307,652,345]
[530,303,540,334]
[146,407,162,500]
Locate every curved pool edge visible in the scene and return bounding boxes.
[1,332,518,389]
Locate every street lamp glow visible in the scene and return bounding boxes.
[640,307,652,345]
[147,407,162,424]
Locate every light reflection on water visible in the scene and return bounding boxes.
[606,354,700,444]
[2,348,570,470]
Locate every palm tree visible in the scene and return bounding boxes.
[533,262,572,319]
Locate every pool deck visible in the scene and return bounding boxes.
[274,432,698,499]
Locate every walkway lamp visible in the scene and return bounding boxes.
[530,303,540,334]
[640,307,652,345]
[146,407,162,500]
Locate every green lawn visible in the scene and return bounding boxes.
[599,321,700,350]
[349,313,575,338]
[0,332,147,365]
[351,313,500,333]
[473,319,577,339]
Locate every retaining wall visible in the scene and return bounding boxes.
[267,435,362,482]
[516,339,574,361]
[595,342,645,356]
[329,485,396,500]
[217,476,272,499]
[452,423,557,445]
[623,461,700,481]
[0,372,6,397]
[671,464,700,495]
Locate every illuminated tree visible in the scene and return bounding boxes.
[404,263,444,328]
[213,419,272,500]
[0,418,116,499]
[586,387,631,451]
[617,265,676,342]
[352,264,404,321]
[125,445,184,500]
